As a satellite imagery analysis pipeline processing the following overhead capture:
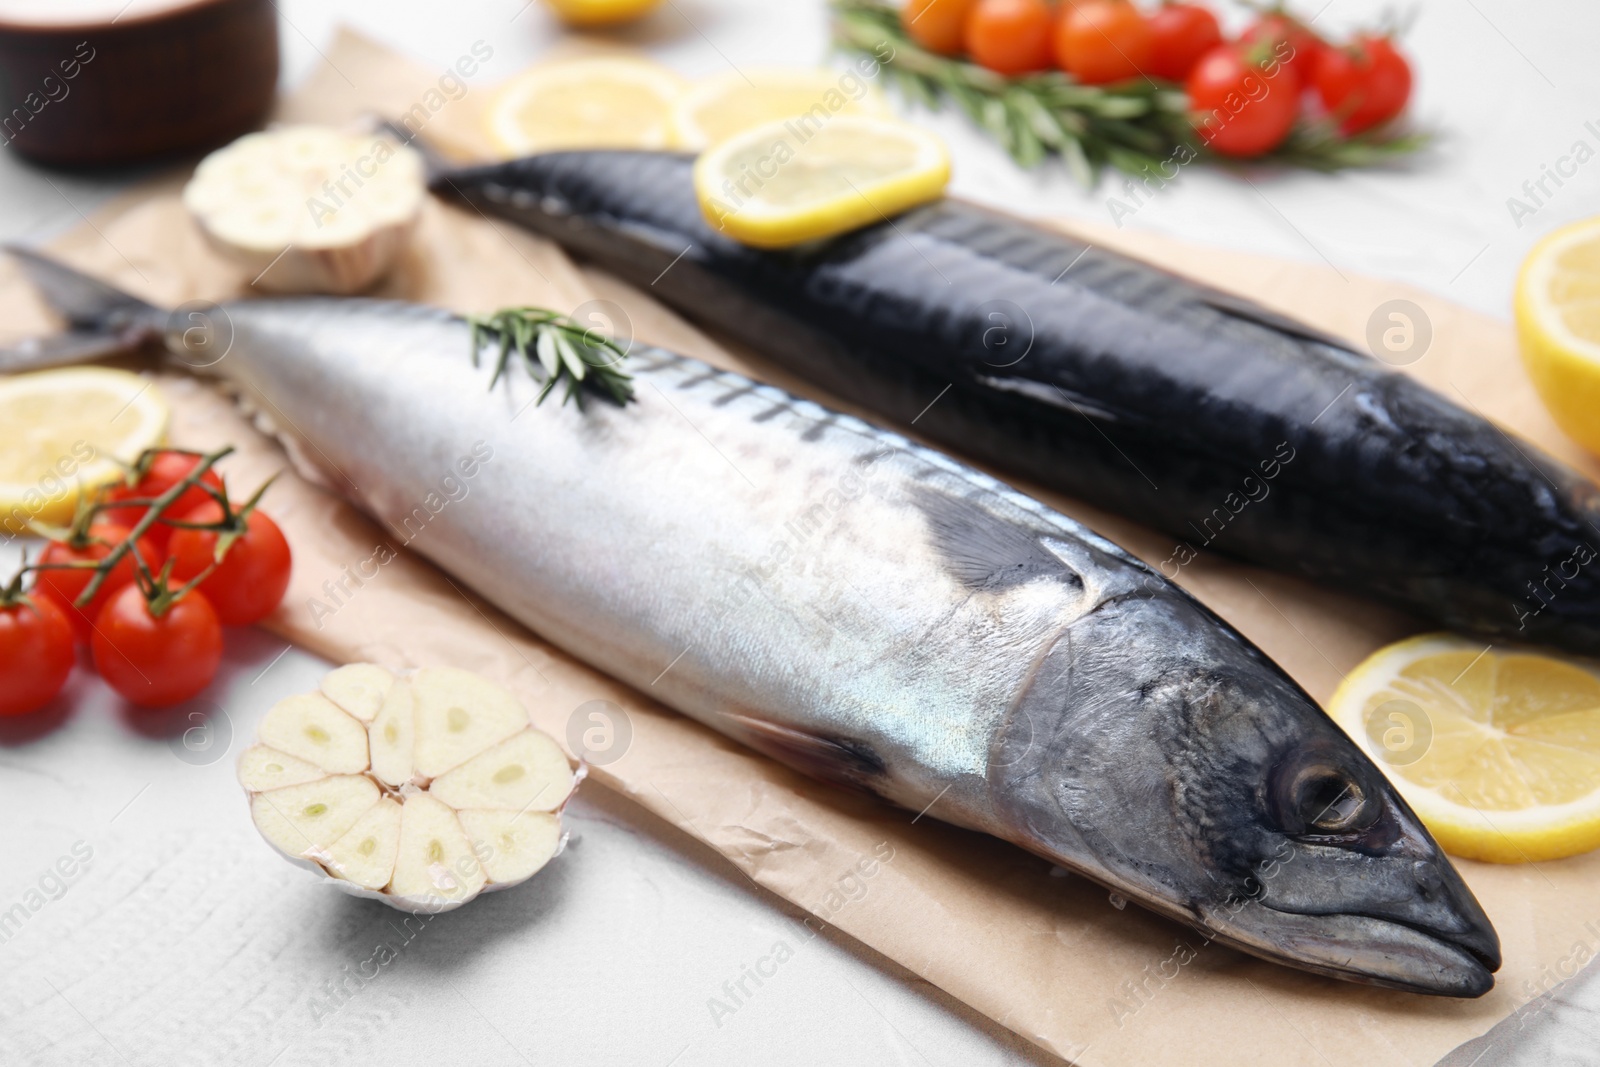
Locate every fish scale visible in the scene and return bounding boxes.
[4,246,1502,996]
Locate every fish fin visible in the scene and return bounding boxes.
[2,246,163,370]
[912,485,1084,591]
[974,374,1129,425]
[717,712,886,793]
[218,383,341,494]
[0,330,149,374]
[1200,289,1361,355]
[1035,535,1122,582]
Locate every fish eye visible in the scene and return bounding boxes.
[1269,748,1381,837]
[1294,771,1371,833]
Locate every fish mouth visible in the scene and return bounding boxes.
[1199,899,1500,998]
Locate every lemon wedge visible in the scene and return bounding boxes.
[694,116,950,249]
[0,368,168,534]
[485,58,685,157]
[670,68,891,151]
[1516,215,1600,455]
[1328,633,1600,863]
[543,0,662,26]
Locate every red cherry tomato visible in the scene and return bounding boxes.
[1239,12,1323,85]
[0,596,75,717]
[1312,35,1412,135]
[167,502,293,626]
[1055,0,1155,85]
[90,585,223,708]
[36,523,161,643]
[904,0,980,55]
[1146,2,1222,82]
[102,453,226,553]
[965,0,1055,75]
[1187,44,1301,157]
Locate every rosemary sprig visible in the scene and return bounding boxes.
[830,0,1428,184]
[467,308,634,410]
[833,0,1193,182]
[1255,120,1433,172]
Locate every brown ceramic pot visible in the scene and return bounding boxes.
[0,0,279,167]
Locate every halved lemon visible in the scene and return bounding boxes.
[0,368,168,534]
[485,57,685,157]
[1516,215,1600,455]
[694,116,950,249]
[1328,633,1600,863]
[543,0,662,25]
[670,67,891,151]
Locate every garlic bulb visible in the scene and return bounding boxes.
[240,664,575,912]
[184,126,426,295]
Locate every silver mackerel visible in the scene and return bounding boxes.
[6,248,1500,997]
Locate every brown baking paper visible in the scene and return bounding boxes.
[3,28,1597,1067]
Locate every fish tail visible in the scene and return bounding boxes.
[373,118,453,185]
[1,245,165,374]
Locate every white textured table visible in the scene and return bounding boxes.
[3,2,1597,1065]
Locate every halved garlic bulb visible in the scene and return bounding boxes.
[184,126,426,295]
[240,664,574,912]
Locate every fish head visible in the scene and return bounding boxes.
[1195,716,1501,998]
[437,151,704,257]
[997,591,1500,996]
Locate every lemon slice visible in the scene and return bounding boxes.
[1328,633,1600,863]
[0,368,168,534]
[485,58,685,157]
[694,116,950,249]
[1515,215,1600,455]
[543,0,662,25]
[670,68,891,151]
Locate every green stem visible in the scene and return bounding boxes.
[73,446,234,608]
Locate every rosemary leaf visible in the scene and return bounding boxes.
[1262,124,1434,172]
[535,328,561,380]
[980,96,1010,148]
[1059,136,1094,189]
[1086,94,1153,121]
[553,331,589,383]
[1013,91,1066,149]
[490,331,514,390]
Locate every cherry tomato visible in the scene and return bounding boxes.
[965,0,1055,76]
[904,0,980,55]
[36,523,161,643]
[1239,12,1323,85]
[1187,44,1300,157]
[1312,35,1412,135]
[102,453,226,553]
[0,596,74,717]
[167,502,293,626]
[90,585,223,708]
[1146,2,1222,82]
[1055,0,1154,85]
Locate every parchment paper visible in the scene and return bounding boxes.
[4,28,1597,1067]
